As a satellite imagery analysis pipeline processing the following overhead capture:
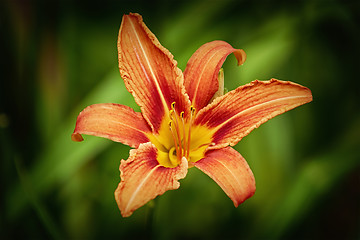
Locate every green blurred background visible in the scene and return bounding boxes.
[1,0,359,239]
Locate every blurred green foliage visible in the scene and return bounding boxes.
[1,0,359,239]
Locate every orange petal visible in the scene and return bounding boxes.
[118,13,191,132]
[184,40,246,110]
[195,79,313,148]
[72,103,151,148]
[193,147,255,207]
[115,142,188,217]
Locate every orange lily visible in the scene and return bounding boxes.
[72,13,312,217]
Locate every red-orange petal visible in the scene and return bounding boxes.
[118,13,191,132]
[193,147,255,207]
[72,103,151,148]
[184,40,246,110]
[115,142,188,217]
[195,79,313,148]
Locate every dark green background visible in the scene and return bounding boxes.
[1,0,359,239]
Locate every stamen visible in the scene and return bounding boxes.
[186,106,196,158]
[180,111,186,157]
[169,121,180,163]
[170,102,182,159]
[168,147,178,166]
[190,142,215,152]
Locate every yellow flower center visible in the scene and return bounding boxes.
[148,102,214,168]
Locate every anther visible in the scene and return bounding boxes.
[180,111,184,118]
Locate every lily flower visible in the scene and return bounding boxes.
[72,13,312,217]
